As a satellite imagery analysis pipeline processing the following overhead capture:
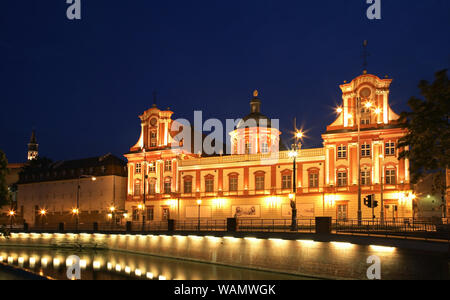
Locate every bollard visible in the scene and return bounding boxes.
[58,222,65,233]
[168,219,175,232]
[315,217,332,234]
[23,222,29,233]
[227,218,237,232]
[126,221,132,233]
[93,222,99,232]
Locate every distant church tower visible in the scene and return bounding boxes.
[27,130,38,161]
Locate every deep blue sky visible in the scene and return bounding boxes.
[1,0,449,163]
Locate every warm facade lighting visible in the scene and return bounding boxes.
[39,209,47,216]
[375,107,382,114]
[8,210,16,217]
[109,206,116,212]
[336,107,343,113]
[71,208,79,215]
[331,242,354,249]
[295,131,304,139]
[196,199,202,205]
[365,102,373,108]
[370,245,396,253]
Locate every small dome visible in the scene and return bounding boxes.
[236,90,272,129]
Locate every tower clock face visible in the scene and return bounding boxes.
[359,87,372,99]
[150,118,158,127]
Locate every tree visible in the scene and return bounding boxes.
[398,69,450,195]
[0,150,9,207]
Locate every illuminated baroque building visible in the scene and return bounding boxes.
[124,73,414,223]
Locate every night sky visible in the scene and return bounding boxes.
[1,0,449,163]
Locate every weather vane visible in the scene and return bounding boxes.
[362,40,370,74]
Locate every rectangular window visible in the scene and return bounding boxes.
[361,144,371,157]
[261,143,269,154]
[309,173,319,188]
[282,174,292,189]
[184,180,192,194]
[361,108,371,125]
[337,172,348,187]
[135,163,141,174]
[361,171,371,186]
[255,175,265,191]
[386,170,396,185]
[164,160,172,172]
[229,177,238,192]
[149,162,156,173]
[146,206,154,221]
[150,132,157,147]
[337,145,347,159]
[205,178,214,193]
[149,181,156,195]
[385,142,396,156]
[337,204,348,221]
[245,142,252,154]
[134,181,141,196]
[164,181,171,194]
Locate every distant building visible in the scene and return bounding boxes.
[124,72,414,223]
[17,154,127,225]
[414,173,446,220]
[27,130,38,161]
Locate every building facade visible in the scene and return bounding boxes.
[17,154,127,225]
[124,73,414,223]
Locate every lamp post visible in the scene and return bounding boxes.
[197,199,202,231]
[379,154,385,225]
[76,175,97,232]
[8,210,15,230]
[288,124,303,232]
[336,98,382,225]
[141,148,148,232]
[39,209,47,227]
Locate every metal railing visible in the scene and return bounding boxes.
[237,219,315,233]
[7,218,450,242]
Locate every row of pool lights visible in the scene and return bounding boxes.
[0,254,169,280]
[6,233,397,253]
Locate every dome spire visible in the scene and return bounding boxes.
[250,89,261,113]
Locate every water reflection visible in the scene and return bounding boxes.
[0,247,308,280]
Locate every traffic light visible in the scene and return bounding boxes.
[364,194,378,208]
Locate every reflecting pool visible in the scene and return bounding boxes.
[0,246,311,280]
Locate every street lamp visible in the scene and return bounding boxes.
[8,210,15,230]
[39,209,47,227]
[76,175,97,232]
[289,121,303,232]
[379,154,385,225]
[197,199,202,231]
[109,206,116,225]
[141,148,148,232]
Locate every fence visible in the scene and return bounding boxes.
[6,218,450,242]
